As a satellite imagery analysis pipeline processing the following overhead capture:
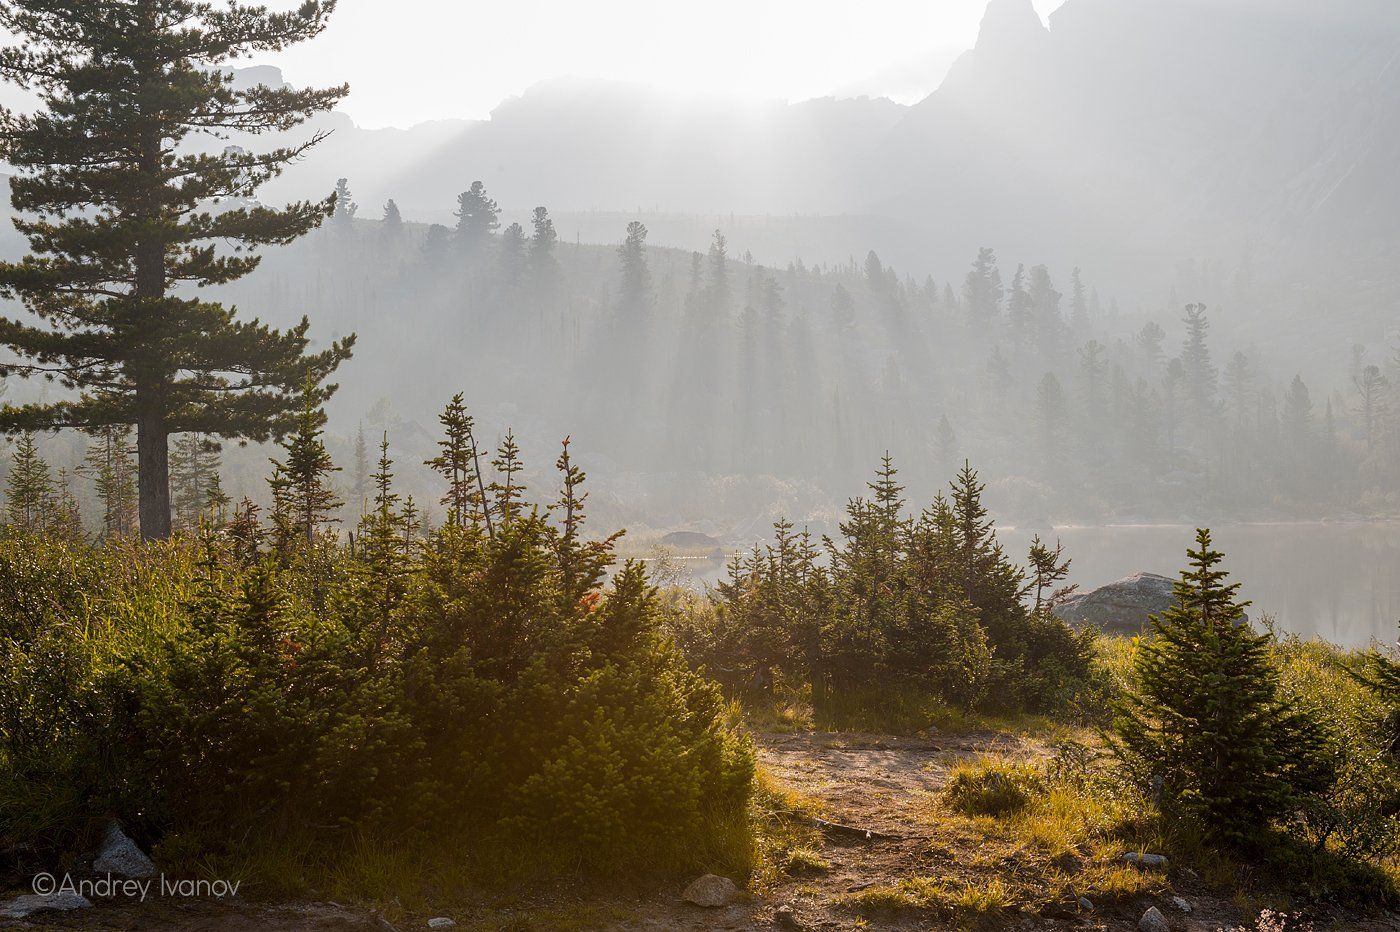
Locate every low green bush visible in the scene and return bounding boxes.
[941,757,1045,817]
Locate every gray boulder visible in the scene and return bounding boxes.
[1122,851,1169,869]
[93,820,157,878]
[1139,906,1170,932]
[0,892,92,920]
[682,873,739,907]
[1055,572,1177,634]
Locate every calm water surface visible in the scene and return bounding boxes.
[680,522,1400,649]
[998,522,1400,649]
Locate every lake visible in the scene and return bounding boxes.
[673,522,1400,649]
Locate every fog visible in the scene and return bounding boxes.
[3,0,1400,604]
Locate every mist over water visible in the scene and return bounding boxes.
[999,523,1400,648]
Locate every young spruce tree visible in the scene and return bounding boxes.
[1111,529,1335,845]
[4,431,54,531]
[268,385,342,550]
[0,0,355,539]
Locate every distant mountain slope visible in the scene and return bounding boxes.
[251,78,905,219]
[874,0,1400,279]
[230,0,1400,330]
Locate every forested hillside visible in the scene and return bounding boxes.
[194,200,1398,534]
[167,0,1400,376]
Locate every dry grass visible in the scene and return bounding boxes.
[748,765,828,890]
[841,875,1017,919]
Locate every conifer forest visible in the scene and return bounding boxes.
[0,1,1395,930]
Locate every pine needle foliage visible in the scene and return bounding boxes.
[1110,528,1337,846]
[0,0,355,538]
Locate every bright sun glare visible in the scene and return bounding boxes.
[266,0,1067,128]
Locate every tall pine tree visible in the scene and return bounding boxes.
[0,0,355,539]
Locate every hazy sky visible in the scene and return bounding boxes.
[266,0,1067,129]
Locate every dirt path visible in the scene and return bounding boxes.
[15,731,1400,931]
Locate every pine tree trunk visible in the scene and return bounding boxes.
[133,114,172,541]
[137,411,171,540]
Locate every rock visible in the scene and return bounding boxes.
[0,892,92,920]
[1171,895,1193,912]
[1077,896,1094,912]
[1054,572,1177,633]
[659,531,720,549]
[1057,572,1250,633]
[1122,851,1169,869]
[427,919,456,929]
[93,820,157,878]
[1139,905,1171,932]
[683,873,739,908]
[774,903,803,929]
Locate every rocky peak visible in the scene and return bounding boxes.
[974,0,1049,53]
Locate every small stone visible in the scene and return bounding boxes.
[1139,905,1171,932]
[683,873,739,908]
[93,820,157,878]
[427,919,456,930]
[1077,896,1094,912]
[774,903,803,929]
[0,892,92,920]
[1122,851,1169,869]
[1171,895,1192,912]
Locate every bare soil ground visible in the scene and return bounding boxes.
[11,730,1400,931]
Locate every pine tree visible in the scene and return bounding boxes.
[1027,265,1063,356]
[963,247,1003,323]
[498,221,526,285]
[1027,535,1071,613]
[529,206,557,254]
[1282,374,1313,445]
[706,230,730,315]
[204,470,231,524]
[380,199,403,241]
[227,497,263,565]
[1352,637,1400,758]
[1110,529,1335,845]
[1136,321,1167,375]
[454,180,499,249]
[617,221,652,325]
[425,393,490,532]
[526,206,559,288]
[1223,351,1255,430]
[49,467,84,542]
[332,177,358,224]
[1006,264,1031,344]
[356,434,410,660]
[170,433,222,532]
[5,431,56,532]
[268,385,342,550]
[552,437,619,608]
[351,423,370,517]
[0,0,355,539]
[1180,304,1219,422]
[488,430,527,528]
[1353,364,1389,452]
[421,223,452,265]
[1078,340,1109,424]
[82,425,137,540]
[1069,267,1089,330]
